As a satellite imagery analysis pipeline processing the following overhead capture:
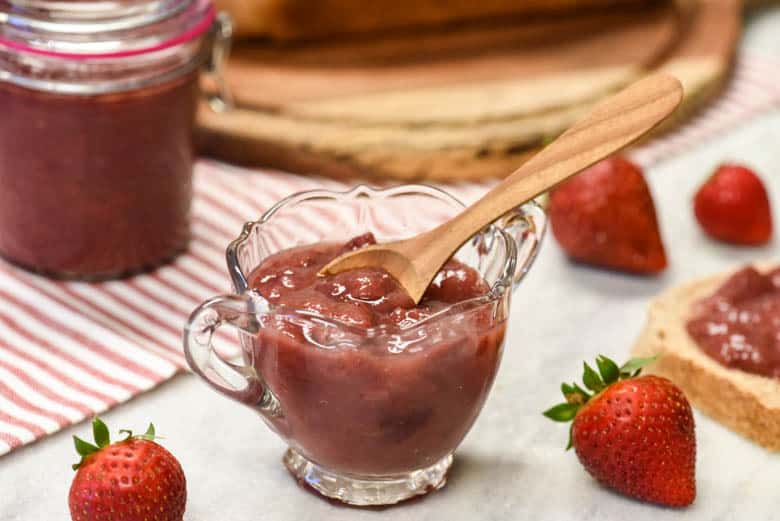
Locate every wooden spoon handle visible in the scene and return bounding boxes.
[421,73,683,262]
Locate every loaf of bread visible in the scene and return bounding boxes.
[219,0,657,39]
[632,266,780,451]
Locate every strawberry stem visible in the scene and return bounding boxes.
[543,354,659,450]
[119,423,157,442]
[582,362,604,392]
[72,417,161,471]
[596,355,620,384]
[619,356,657,378]
[92,417,110,448]
[72,436,99,470]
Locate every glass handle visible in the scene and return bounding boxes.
[204,11,234,113]
[501,200,547,286]
[183,295,266,406]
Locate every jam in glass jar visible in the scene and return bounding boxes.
[0,0,230,278]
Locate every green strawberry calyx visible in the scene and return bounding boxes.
[72,416,158,470]
[542,355,657,450]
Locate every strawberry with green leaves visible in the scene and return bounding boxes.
[69,417,186,521]
[544,356,696,507]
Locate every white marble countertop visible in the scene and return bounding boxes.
[3,6,780,520]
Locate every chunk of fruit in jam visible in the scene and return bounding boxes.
[248,233,490,329]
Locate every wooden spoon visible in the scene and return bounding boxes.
[320,73,683,303]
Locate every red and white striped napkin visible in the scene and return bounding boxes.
[632,54,780,165]
[0,52,778,456]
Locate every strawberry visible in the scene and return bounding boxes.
[694,163,772,245]
[69,418,186,521]
[549,155,667,274]
[544,356,696,507]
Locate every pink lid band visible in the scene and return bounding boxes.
[0,5,215,60]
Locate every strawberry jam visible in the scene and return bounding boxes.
[246,233,505,475]
[687,266,780,378]
[0,76,197,278]
[0,0,218,279]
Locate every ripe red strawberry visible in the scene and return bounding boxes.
[69,418,186,521]
[549,155,667,274]
[694,163,772,245]
[544,356,696,507]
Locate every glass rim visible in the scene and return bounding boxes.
[224,184,532,336]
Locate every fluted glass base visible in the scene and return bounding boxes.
[283,448,453,506]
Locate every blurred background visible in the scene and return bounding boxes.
[197,0,765,183]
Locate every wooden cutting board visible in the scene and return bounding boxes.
[196,0,741,181]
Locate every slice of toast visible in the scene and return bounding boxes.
[632,266,780,451]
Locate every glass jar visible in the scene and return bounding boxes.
[184,185,547,505]
[0,0,231,278]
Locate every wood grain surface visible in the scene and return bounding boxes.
[196,0,742,181]
[218,0,657,39]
